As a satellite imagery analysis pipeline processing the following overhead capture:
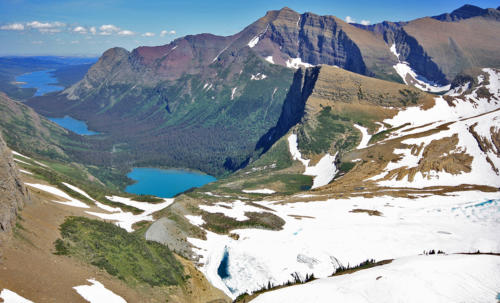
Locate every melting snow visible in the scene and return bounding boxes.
[288,134,338,189]
[0,289,34,303]
[73,279,126,303]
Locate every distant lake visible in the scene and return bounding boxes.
[126,168,217,198]
[16,69,64,96]
[48,115,99,135]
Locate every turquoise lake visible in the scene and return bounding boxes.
[16,69,64,96]
[125,167,217,198]
[48,115,99,135]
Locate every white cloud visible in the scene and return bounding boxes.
[73,26,87,34]
[345,16,355,23]
[27,21,65,29]
[160,30,176,37]
[26,21,65,33]
[89,26,96,35]
[0,23,24,30]
[360,20,371,25]
[118,30,134,36]
[71,40,80,44]
[99,24,120,35]
[99,24,120,32]
[32,40,43,44]
[142,32,155,37]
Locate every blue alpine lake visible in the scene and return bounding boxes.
[125,167,217,198]
[15,69,64,96]
[48,115,99,135]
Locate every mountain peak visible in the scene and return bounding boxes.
[431,4,495,21]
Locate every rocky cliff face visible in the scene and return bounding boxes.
[0,134,30,241]
[256,66,320,154]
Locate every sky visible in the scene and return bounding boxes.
[0,0,498,56]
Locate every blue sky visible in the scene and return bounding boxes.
[0,0,498,56]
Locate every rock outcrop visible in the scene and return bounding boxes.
[0,134,30,242]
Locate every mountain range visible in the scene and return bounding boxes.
[25,4,500,177]
[0,3,499,303]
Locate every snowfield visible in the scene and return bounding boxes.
[73,279,126,303]
[288,134,337,189]
[252,254,500,303]
[188,191,500,298]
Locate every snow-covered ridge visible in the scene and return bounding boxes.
[252,254,500,303]
[390,43,450,93]
[73,279,126,303]
[288,134,337,189]
[367,68,500,188]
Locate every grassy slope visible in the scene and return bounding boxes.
[55,216,185,287]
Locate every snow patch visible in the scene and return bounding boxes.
[390,44,450,93]
[19,169,33,175]
[87,196,174,232]
[186,215,205,226]
[353,124,371,149]
[231,87,237,100]
[248,36,260,48]
[242,189,276,194]
[25,183,90,208]
[288,134,338,189]
[251,73,267,80]
[0,289,34,303]
[73,279,126,303]
[286,58,313,69]
[199,200,265,221]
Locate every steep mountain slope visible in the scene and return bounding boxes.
[27,5,499,176]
